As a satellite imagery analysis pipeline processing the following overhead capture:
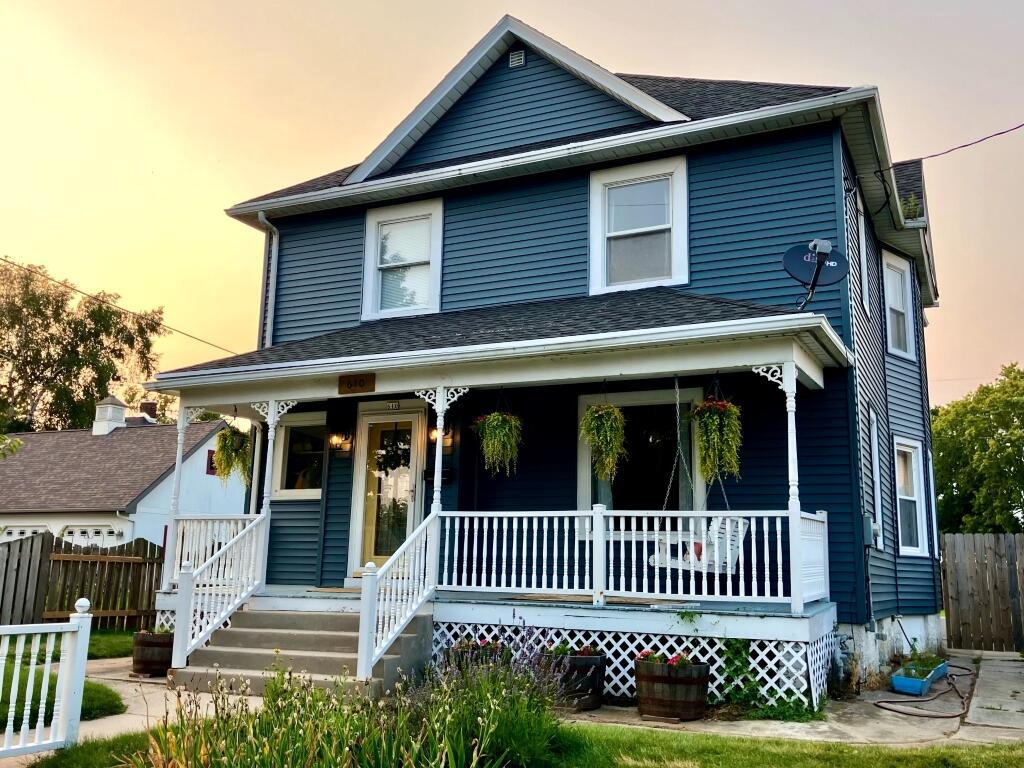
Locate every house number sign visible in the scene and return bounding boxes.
[338,372,375,395]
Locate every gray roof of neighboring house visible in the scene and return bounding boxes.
[893,159,925,215]
[239,75,849,206]
[164,287,795,375]
[0,421,224,514]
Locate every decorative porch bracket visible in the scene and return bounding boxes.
[250,399,297,588]
[415,386,468,514]
[160,406,213,592]
[753,362,805,613]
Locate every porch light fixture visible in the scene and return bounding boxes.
[328,431,353,456]
[429,425,454,452]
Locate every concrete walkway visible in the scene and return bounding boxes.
[4,653,1023,765]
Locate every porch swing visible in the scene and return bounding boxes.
[647,377,748,574]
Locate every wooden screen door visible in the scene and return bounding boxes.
[357,410,426,568]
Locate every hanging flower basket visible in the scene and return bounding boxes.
[213,427,252,487]
[580,403,626,482]
[692,397,742,484]
[473,412,522,476]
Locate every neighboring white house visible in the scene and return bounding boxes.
[0,397,246,546]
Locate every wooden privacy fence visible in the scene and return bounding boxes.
[942,533,1024,652]
[0,533,163,629]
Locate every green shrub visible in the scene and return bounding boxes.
[0,660,125,727]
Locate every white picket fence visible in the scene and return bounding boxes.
[0,599,92,759]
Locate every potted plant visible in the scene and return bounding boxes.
[891,647,948,696]
[473,412,522,476]
[580,403,626,481]
[634,649,710,721]
[542,640,605,711]
[132,626,174,678]
[692,397,742,483]
[448,635,507,667]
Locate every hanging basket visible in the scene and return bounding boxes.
[580,403,626,482]
[692,397,742,484]
[473,412,522,477]
[213,427,252,487]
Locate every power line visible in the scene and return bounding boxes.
[1,255,238,356]
[879,120,1024,176]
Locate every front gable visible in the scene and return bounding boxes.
[390,43,653,173]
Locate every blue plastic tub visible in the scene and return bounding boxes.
[891,660,948,695]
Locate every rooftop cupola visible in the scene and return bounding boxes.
[92,395,127,435]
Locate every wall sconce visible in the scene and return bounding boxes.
[328,432,353,456]
[429,425,454,453]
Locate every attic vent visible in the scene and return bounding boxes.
[508,49,525,68]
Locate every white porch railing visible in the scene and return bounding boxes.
[170,515,254,583]
[172,514,268,668]
[0,600,92,759]
[799,510,830,603]
[356,514,441,679]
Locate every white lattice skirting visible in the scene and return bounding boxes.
[433,622,836,707]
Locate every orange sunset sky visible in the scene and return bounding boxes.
[2,1,1022,405]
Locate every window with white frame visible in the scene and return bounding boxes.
[362,199,442,320]
[894,438,928,556]
[589,157,687,293]
[869,407,883,549]
[883,252,915,358]
[272,413,327,499]
[857,191,870,315]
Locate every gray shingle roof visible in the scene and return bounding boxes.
[0,421,223,513]
[165,287,795,375]
[238,74,849,206]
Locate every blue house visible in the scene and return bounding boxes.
[153,16,940,706]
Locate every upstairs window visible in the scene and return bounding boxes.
[362,199,442,320]
[869,407,883,550]
[883,252,915,358]
[589,157,688,294]
[894,438,928,556]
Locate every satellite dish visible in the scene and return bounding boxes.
[783,240,848,287]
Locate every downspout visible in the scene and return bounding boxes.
[257,211,280,349]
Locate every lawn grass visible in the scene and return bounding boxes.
[25,723,1024,768]
[87,630,135,660]
[0,660,126,727]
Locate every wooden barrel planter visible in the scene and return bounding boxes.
[132,631,173,678]
[635,660,711,721]
[544,653,606,711]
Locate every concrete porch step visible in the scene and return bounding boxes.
[170,665,382,697]
[230,610,361,632]
[189,644,402,680]
[211,626,360,652]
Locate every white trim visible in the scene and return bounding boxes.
[228,87,876,219]
[588,157,688,294]
[346,400,427,577]
[928,447,939,556]
[154,313,851,390]
[857,191,870,317]
[883,251,916,360]
[345,15,688,184]
[361,199,443,321]
[576,388,705,511]
[271,411,327,501]
[868,407,883,550]
[893,436,928,557]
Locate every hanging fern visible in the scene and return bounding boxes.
[473,412,522,477]
[692,398,742,484]
[580,403,627,482]
[213,427,252,487]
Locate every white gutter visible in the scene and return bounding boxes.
[152,313,852,391]
[257,212,280,348]
[228,87,880,220]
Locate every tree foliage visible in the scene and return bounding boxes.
[932,363,1024,533]
[0,260,165,431]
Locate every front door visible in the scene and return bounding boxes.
[356,411,426,569]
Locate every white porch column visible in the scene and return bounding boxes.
[160,405,205,591]
[754,362,803,613]
[250,399,297,588]
[415,386,468,514]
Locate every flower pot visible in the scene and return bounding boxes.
[132,631,173,678]
[891,660,948,696]
[544,653,605,711]
[635,660,710,721]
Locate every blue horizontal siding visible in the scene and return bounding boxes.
[271,210,364,344]
[688,126,846,342]
[442,173,589,309]
[267,499,323,585]
[392,44,648,172]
